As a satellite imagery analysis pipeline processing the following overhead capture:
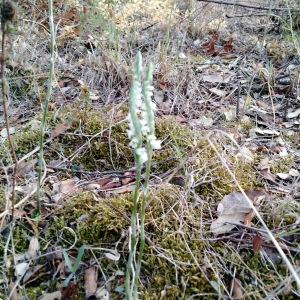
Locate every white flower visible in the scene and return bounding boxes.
[129,137,139,149]
[135,147,148,164]
[150,139,161,150]
[147,134,161,150]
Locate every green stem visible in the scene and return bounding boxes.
[125,157,142,300]
[135,147,152,288]
[36,0,55,216]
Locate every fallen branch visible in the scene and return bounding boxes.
[196,0,298,12]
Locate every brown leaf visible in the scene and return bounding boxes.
[211,191,253,235]
[245,189,267,205]
[52,177,80,202]
[102,181,122,189]
[84,267,97,299]
[244,210,255,226]
[61,283,78,300]
[202,32,219,55]
[260,168,276,183]
[59,178,79,195]
[231,278,243,299]
[223,37,233,53]
[15,159,37,179]
[252,233,263,253]
[97,177,111,187]
[211,190,266,235]
[50,122,71,139]
[121,171,135,185]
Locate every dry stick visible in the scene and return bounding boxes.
[1,2,17,221]
[207,136,300,289]
[195,0,298,12]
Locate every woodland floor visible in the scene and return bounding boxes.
[0,1,300,299]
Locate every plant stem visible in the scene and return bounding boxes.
[135,147,152,287]
[1,9,17,221]
[125,157,142,300]
[36,0,55,215]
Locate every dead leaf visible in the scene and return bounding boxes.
[1,126,15,138]
[23,264,44,284]
[289,169,299,177]
[223,37,234,53]
[15,262,29,279]
[52,177,80,202]
[178,52,187,59]
[39,291,62,300]
[237,146,254,163]
[209,87,227,97]
[84,267,97,299]
[223,107,236,121]
[211,190,264,235]
[287,108,300,118]
[231,278,243,299]
[28,236,40,259]
[102,180,122,190]
[50,122,72,139]
[276,172,290,180]
[253,128,280,136]
[61,283,78,300]
[60,178,79,195]
[15,159,37,179]
[244,209,255,226]
[202,74,230,84]
[104,249,120,261]
[260,168,276,182]
[202,31,219,55]
[252,233,263,253]
[121,171,135,185]
[190,116,214,128]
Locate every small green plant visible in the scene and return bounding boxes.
[62,245,85,287]
[125,52,160,299]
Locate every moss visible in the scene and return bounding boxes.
[191,139,257,197]
[0,129,40,163]
[266,199,300,227]
[25,286,45,300]
[8,66,45,103]
[270,155,295,174]
[47,191,131,245]
[45,184,217,297]
[14,130,41,156]
[48,109,196,172]
[13,226,29,253]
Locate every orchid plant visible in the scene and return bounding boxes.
[125,52,161,299]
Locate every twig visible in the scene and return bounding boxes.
[1,1,17,220]
[226,13,269,18]
[195,0,298,12]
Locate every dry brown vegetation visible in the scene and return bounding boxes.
[0,0,300,299]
